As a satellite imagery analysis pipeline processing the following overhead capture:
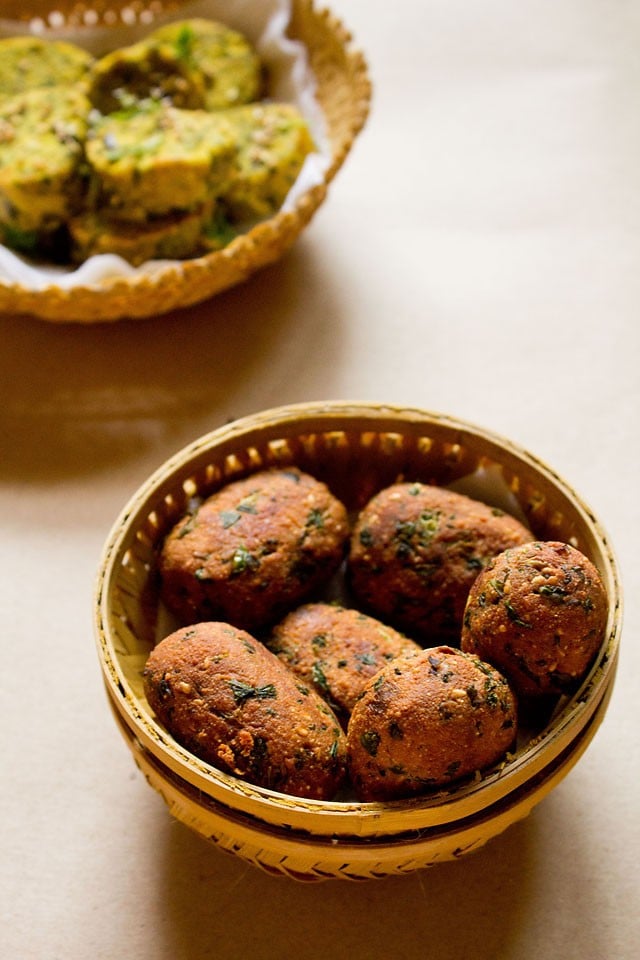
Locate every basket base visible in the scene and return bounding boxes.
[111,686,611,881]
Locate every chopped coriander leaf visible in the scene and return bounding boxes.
[228,680,277,703]
[231,546,259,574]
[360,730,380,756]
[220,509,242,528]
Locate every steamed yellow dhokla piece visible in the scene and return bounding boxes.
[87,38,205,114]
[150,18,263,111]
[222,103,315,221]
[85,101,237,222]
[0,86,89,248]
[0,36,93,104]
[0,20,314,264]
[87,19,261,115]
[68,202,225,265]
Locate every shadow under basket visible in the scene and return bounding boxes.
[94,402,622,881]
[0,1,370,322]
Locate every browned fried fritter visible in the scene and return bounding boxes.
[159,468,349,633]
[266,602,421,721]
[461,540,608,698]
[346,646,517,801]
[143,621,347,799]
[348,482,533,645]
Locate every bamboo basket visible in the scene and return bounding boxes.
[94,402,622,881]
[0,1,370,323]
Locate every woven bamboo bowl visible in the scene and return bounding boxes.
[0,1,370,323]
[94,402,622,881]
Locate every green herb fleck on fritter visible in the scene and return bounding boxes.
[306,508,325,529]
[311,662,329,692]
[231,545,259,574]
[228,680,277,704]
[504,598,531,627]
[360,730,380,756]
[220,509,242,528]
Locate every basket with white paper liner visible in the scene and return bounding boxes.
[0,1,370,322]
[94,402,621,880]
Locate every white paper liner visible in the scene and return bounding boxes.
[448,463,530,526]
[0,0,331,290]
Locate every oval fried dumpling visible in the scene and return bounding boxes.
[267,602,421,721]
[159,468,349,633]
[348,482,533,645]
[143,621,347,799]
[461,540,609,698]
[347,646,517,801]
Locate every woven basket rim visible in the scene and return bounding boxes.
[116,674,612,860]
[94,401,622,835]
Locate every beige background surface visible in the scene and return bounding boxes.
[1,1,639,957]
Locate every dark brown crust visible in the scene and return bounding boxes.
[159,468,349,633]
[266,602,421,720]
[143,621,347,799]
[460,541,608,697]
[348,482,533,645]
[346,646,517,801]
